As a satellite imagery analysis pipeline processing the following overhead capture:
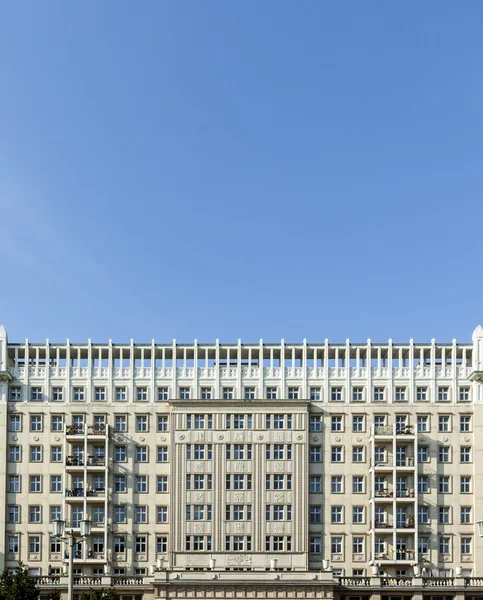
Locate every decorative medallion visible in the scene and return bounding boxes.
[257,434,264,441]
[139,436,145,442]
[296,434,303,441]
[335,437,341,442]
[218,434,224,440]
[442,437,448,442]
[33,436,39,442]
[464,436,470,443]
[356,437,362,442]
[311,436,319,443]
[160,436,166,442]
[179,434,185,441]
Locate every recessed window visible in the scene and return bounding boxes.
[374,388,385,402]
[158,387,169,401]
[31,387,42,401]
[73,387,84,401]
[438,387,449,401]
[331,416,343,432]
[417,416,429,432]
[460,446,472,463]
[438,415,450,432]
[223,388,234,400]
[331,446,343,462]
[94,387,106,401]
[352,415,364,432]
[352,446,364,462]
[266,387,277,400]
[115,387,127,401]
[179,387,190,400]
[310,416,322,431]
[395,387,406,401]
[136,387,148,401]
[201,387,212,399]
[310,387,321,400]
[331,387,342,402]
[10,386,21,401]
[244,387,255,399]
[352,387,363,401]
[416,387,427,401]
[459,387,470,401]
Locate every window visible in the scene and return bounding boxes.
[9,415,21,431]
[310,387,321,400]
[416,387,427,401]
[8,535,20,553]
[310,416,322,431]
[50,475,62,493]
[50,506,62,522]
[352,446,364,462]
[52,387,63,401]
[418,476,429,493]
[223,387,234,399]
[438,415,450,432]
[51,446,62,462]
[200,387,212,399]
[460,415,471,432]
[135,506,148,523]
[418,445,428,462]
[114,415,127,432]
[331,446,342,462]
[135,475,148,493]
[439,506,451,524]
[418,506,429,524]
[461,506,472,524]
[9,475,21,493]
[438,387,449,401]
[51,415,63,431]
[8,506,20,523]
[353,507,364,523]
[226,414,252,429]
[155,416,168,432]
[114,446,127,462]
[73,387,85,401]
[352,476,364,493]
[30,415,42,431]
[156,506,168,523]
[135,446,148,462]
[418,536,429,554]
[331,476,343,493]
[180,387,190,399]
[438,446,450,463]
[156,536,168,553]
[31,387,42,401]
[187,414,213,429]
[352,536,364,554]
[266,387,277,400]
[374,388,384,401]
[439,536,450,555]
[114,536,126,553]
[29,506,41,523]
[352,415,364,432]
[461,537,472,555]
[310,537,322,554]
[244,387,255,399]
[310,446,322,462]
[331,506,343,523]
[439,476,450,493]
[374,415,386,427]
[226,505,252,521]
[459,387,470,401]
[114,475,126,492]
[29,536,40,554]
[395,387,406,401]
[417,416,428,432]
[95,387,106,401]
[331,416,343,431]
[9,446,21,462]
[352,387,363,401]
[461,446,471,462]
[157,476,168,493]
[135,536,146,553]
[331,536,342,554]
[460,476,471,493]
[10,386,21,401]
[136,387,147,401]
[136,415,148,432]
[310,476,321,493]
[115,387,127,401]
[30,446,42,462]
[331,387,342,401]
[114,506,126,523]
[310,506,321,523]
[157,387,168,401]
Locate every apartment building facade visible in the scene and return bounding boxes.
[1,324,483,600]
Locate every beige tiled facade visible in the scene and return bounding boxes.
[1,324,483,600]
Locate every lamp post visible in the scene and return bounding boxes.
[52,519,92,600]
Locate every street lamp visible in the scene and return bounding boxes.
[52,519,92,600]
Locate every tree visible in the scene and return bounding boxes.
[0,564,39,600]
[78,589,118,600]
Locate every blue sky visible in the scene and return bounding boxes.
[1,1,482,345]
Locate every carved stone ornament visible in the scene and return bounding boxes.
[257,434,264,441]
[274,462,284,472]
[442,437,448,443]
[335,437,341,442]
[195,462,205,472]
[274,492,283,502]
[179,434,185,441]
[195,492,204,502]
[296,434,303,441]
[311,436,319,443]
[227,555,252,566]
[139,436,145,442]
[464,436,470,442]
[33,436,39,442]
[54,436,61,442]
[235,461,244,472]
[356,437,362,442]
[160,436,167,442]
[218,434,224,440]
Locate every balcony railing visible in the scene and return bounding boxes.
[465,578,483,587]
[423,578,454,587]
[338,577,371,587]
[87,425,106,435]
[382,577,413,587]
[66,425,84,435]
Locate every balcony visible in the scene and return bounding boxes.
[66,425,84,436]
[86,425,107,436]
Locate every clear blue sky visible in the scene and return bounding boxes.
[1,1,482,345]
